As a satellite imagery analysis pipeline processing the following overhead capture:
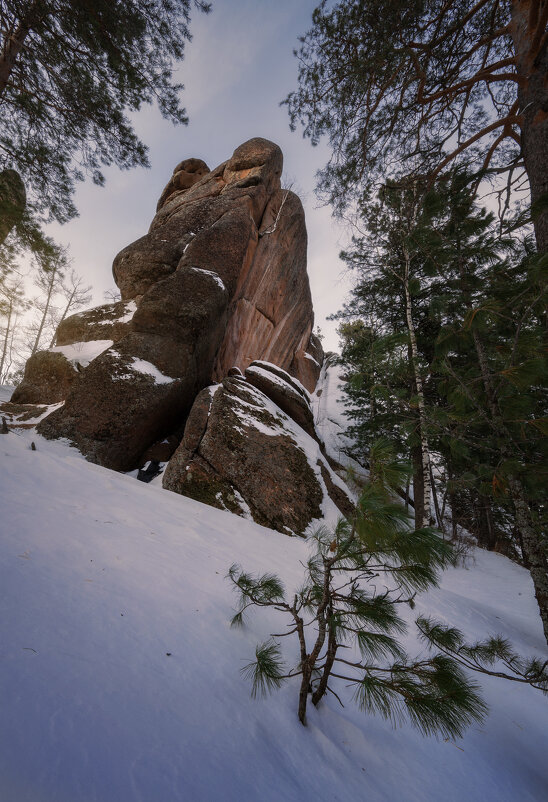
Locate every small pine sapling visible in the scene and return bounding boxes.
[229,483,548,732]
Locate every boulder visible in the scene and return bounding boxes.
[55,300,136,346]
[163,375,354,536]
[156,157,210,211]
[11,351,77,404]
[244,361,316,440]
[38,340,196,471]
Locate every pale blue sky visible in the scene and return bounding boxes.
[47,0,353,351]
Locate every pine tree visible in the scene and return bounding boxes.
[229,477,548,730]
[285,0,548,252]
[335,171,548,644]
[0,1,210,232]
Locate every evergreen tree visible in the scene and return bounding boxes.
[285,0,548,252]
[0,0,210,231]
[229,477,548,730]
[335,173,548,644]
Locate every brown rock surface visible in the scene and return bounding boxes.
[38,342,196,471]
[156,157,210,211]
[11,351,77,404]
[244,361,316,440]
[163,376,323,535]
[213,188,321,391]
[163,374,354,535]
[55,300,136,346]
[30,138,323,472]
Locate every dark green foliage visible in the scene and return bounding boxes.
[0,0,210,226]
[229,484,547,734]
[284,1,521,217]
[417,617,548,693]
[335,170,547,559]
[228,483,497,735]
[241,641,287,699]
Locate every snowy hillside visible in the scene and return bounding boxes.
[1,373,547,802]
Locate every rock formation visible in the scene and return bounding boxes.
[162,362,354,536]
[19,138,322,475]
[5,138,360,535]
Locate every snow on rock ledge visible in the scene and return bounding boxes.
[163,369,354,536]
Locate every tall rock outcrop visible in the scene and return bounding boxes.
[28,139,323,471]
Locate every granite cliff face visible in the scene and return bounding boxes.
[8,138,351,535]
[22,139,321,469]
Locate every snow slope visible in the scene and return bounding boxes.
[1,380,547,801]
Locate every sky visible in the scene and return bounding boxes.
[46,0,354,352]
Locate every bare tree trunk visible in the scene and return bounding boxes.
[508,474,548,644]
[510,0,548,254]
[0,1,45,98]
[312,606,337,706]
[403,247,431,527]
[430,465,445,534]
[49,286,76,348]
[412,443,425,530]
[0,296,13,378]
[31,266,58,355]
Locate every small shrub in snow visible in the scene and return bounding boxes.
[229,485,548,733]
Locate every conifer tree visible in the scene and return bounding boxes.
[229,471,548,729]
[335,172,548,644]
[0,0,210,234]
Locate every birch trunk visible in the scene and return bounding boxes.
[403,245,431,528]
[0,296,13,379]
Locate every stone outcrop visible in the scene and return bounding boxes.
[28,138,323,471]
[163,367,354,536]
[11,351,78,404]
[55,300,136,346]
[244,361,317,440]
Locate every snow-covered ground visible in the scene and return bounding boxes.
[1,377,547,801]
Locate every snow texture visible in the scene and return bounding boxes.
[129,358,176,385]
[50,339,114,369]
[0,375,547,801]
[312,357,368,483]
[117,300,137,323]
[188,266,226,292]
[245,363,312,409]
[251,360,312,402]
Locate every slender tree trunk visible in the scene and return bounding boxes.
[312,609,337,706]
[49,286,76,347]
[411,443,425,529]
[510,0,548,254]
[430,465,445,534]
[403,248,431,527]
[508,474,548,644]
[31,267,57,355]
[0,296,13,379]
[0,1,45,98]
[478,496,497,551]
[298,662,312,725]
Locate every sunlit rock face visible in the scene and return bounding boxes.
[26,138,323,471]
